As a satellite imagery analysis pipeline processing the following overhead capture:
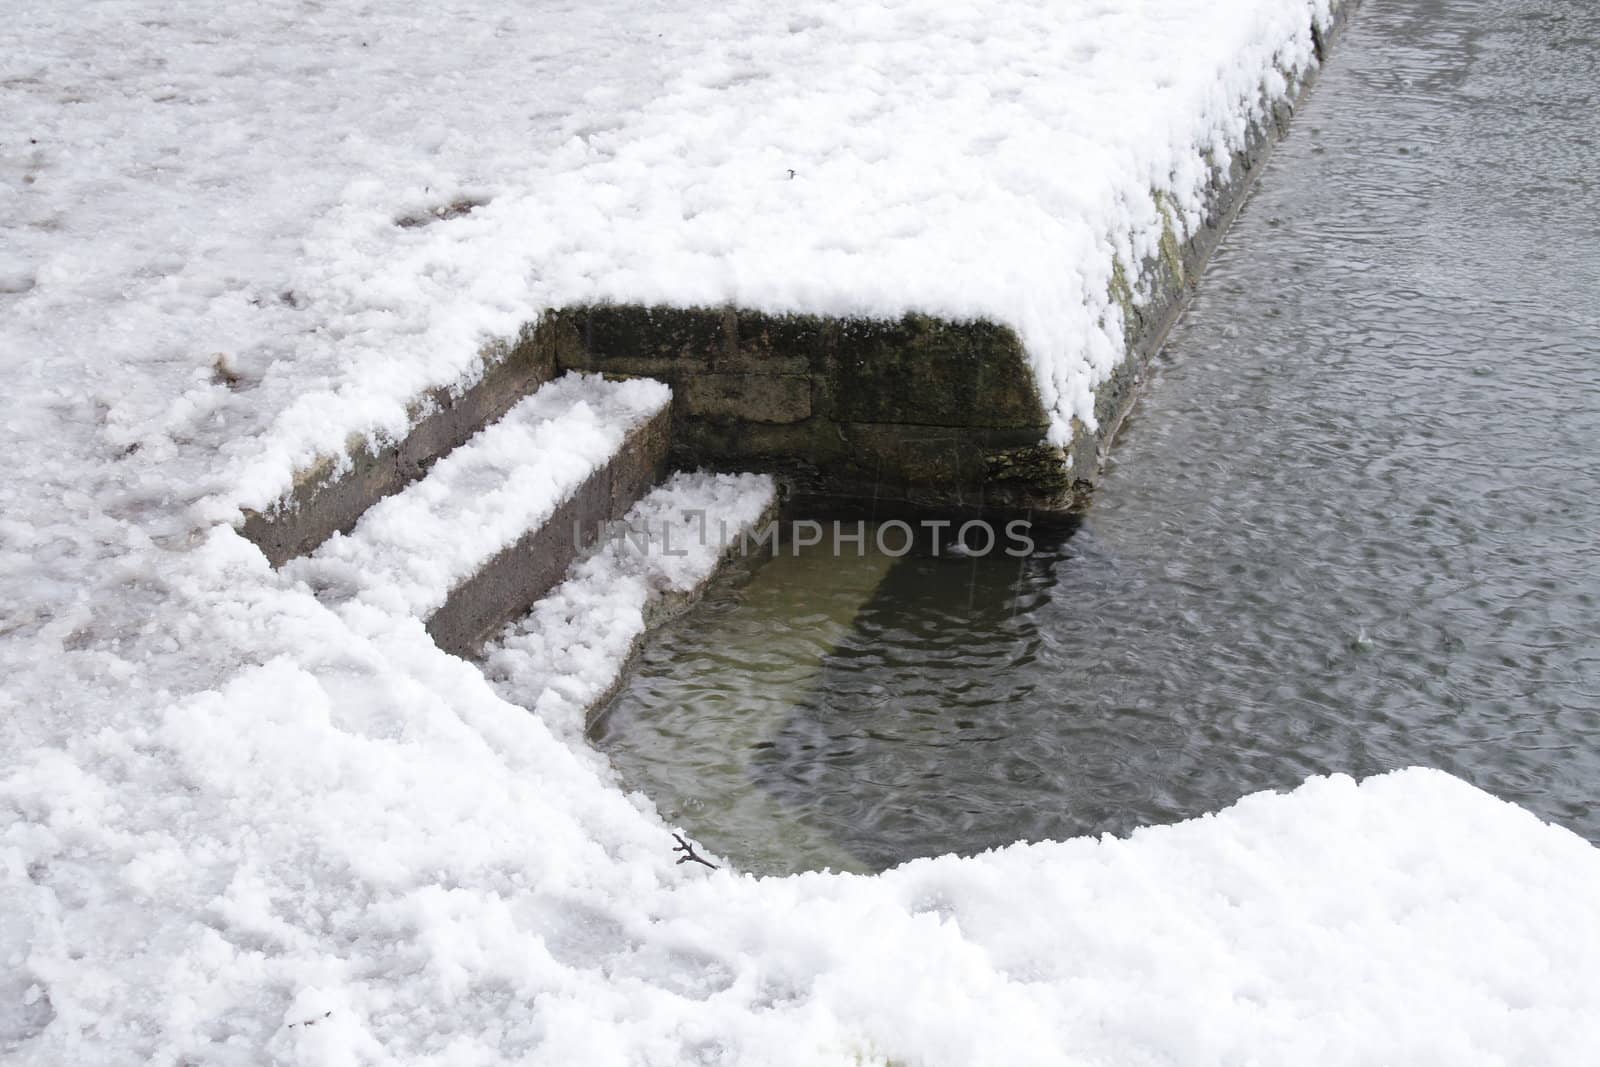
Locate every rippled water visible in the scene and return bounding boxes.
[594,0,1600,874]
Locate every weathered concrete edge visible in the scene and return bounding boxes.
[425,405,672,658]
[1070,0,1360,492]
[240,322,557,567]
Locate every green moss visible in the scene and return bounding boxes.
[826,313,1040,427]
[1108,256,1136,323]
[1153,189,1186,286]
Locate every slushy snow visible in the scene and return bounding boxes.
[7,0,1600,1063]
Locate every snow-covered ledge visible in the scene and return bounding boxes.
[227,0,1354,549]
[545,2,1358,515]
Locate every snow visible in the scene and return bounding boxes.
[286,372,670,618]
[10,0,1600,1063]
[10,729,1600,1064]
[483,470,778,738]
[4,0,1337,538]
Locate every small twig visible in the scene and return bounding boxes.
[672,832,718,870]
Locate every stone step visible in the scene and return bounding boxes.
[480,469,778,733]
[243,324,558,567]
[286,371,671,656]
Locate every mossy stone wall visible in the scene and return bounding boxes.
[546,306,1072,513]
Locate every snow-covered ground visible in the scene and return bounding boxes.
[8,0,1600,1063]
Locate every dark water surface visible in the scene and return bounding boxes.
[593,0,1600,874]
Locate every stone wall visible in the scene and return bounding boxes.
[545,307,1062,515]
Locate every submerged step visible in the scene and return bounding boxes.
[287,371,671,656]
[481,470,777,734]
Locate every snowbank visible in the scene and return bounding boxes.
[9,692,1600,1067]
[11,1,1599,1064]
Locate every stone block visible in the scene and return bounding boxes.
[822,314,1043,427]
[679,373,812,423]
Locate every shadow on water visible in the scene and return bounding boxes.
[594,0,1600,874]
[747,526,1075,872]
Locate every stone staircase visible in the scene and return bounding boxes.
[240,325,557,567]
[268,370,671,657]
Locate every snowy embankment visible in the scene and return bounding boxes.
[6,0,1600,1063]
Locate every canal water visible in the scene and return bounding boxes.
[592,0,1600,875]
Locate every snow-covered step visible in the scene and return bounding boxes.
[287,372,671,655]
[482,470,777,734]
[241,330,555,566]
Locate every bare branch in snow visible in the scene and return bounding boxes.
[672,833,718,870]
